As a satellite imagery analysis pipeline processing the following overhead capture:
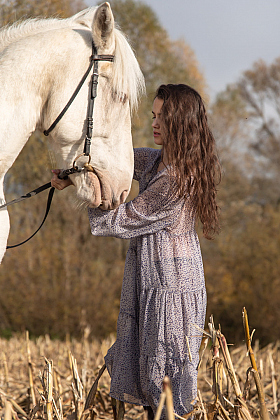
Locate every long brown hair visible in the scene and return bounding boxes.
[155,84,221,239]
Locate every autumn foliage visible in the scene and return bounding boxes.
[0,0,280,345]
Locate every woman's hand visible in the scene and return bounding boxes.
[51,169,73,190]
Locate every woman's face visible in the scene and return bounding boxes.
[152,97,164,146]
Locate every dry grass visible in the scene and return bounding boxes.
[0,317,279,420]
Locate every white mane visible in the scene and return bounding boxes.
[0,8,96,49]
[113,28,145,111]
[0,7,145,111]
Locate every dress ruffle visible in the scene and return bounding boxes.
[105,286,206,415]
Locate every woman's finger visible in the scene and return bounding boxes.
[51,170,73,190]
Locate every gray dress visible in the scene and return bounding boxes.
[88,148,206,417]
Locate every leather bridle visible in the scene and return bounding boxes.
[44,42,114,179]
[3,41,114,249]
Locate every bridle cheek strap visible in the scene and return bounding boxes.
[84,49,115,157]
[44,43,114,161]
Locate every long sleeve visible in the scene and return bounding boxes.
[88,171,185,239]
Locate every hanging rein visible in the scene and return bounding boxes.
[1,43,114,249]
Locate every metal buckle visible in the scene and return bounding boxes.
[73,153,94,172]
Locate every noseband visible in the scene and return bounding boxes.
[44,42,114,179]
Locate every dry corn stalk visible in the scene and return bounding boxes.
[153,376,176,420]
[163,377,175,420]
[197,390,207,420]
[242,307,269,420]
[154,391,166,420]
[37,358,54,420]
[208,317,224,407]
[45,358,53,420]
[197,337,209,370]
[218,333,252,420]
[111,397,125,420]
[84,363,106,410]
[194,316,252,420]
[26,331,36,408]
[36,357,63,420]
[269,350,278,415]
[2,352,9,390]
[0,387,30,420]
[82,364,107,420]
[4,400,12,420]
[53,368,63,417]
[116,399,125,420]
[69,351,84,420]
[1,327,279,420]
[207,318,234,420]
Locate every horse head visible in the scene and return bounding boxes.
[42,2,145,210]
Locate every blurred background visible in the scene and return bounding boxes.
[1,0,279,345]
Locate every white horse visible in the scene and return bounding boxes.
[0,2,145,263]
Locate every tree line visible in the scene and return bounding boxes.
[0,0,279,345]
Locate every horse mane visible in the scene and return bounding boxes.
[112,28,145,111]
[0,7,145,111]
[0,15,83,50]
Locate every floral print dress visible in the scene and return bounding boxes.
[88,148,206,417]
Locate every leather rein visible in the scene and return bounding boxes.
[2,42,114,249]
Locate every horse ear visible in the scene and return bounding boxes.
[92,2,115,50]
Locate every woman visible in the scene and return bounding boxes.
[51,84,221,418]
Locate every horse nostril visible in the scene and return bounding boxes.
[120,190,128,204]
[110,190,129,209]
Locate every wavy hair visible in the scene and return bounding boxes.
[155,84,221,239]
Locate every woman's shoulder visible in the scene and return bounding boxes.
[134,147,161,161]
[134,148,162,182]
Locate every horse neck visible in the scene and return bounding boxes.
[0,63,46,177]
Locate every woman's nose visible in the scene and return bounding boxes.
[152,118,159,128]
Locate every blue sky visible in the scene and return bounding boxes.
[86,0,280,100]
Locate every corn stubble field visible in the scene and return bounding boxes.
[0,313,279,420]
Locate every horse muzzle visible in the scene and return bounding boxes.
[76,169,129,210]
[98,189,128,210]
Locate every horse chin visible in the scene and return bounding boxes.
[74,171,129,210]
[73,171,110,209]
[98,188,128,210]
[74,172,103,208]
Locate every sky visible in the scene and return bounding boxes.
[86,0,280,101]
